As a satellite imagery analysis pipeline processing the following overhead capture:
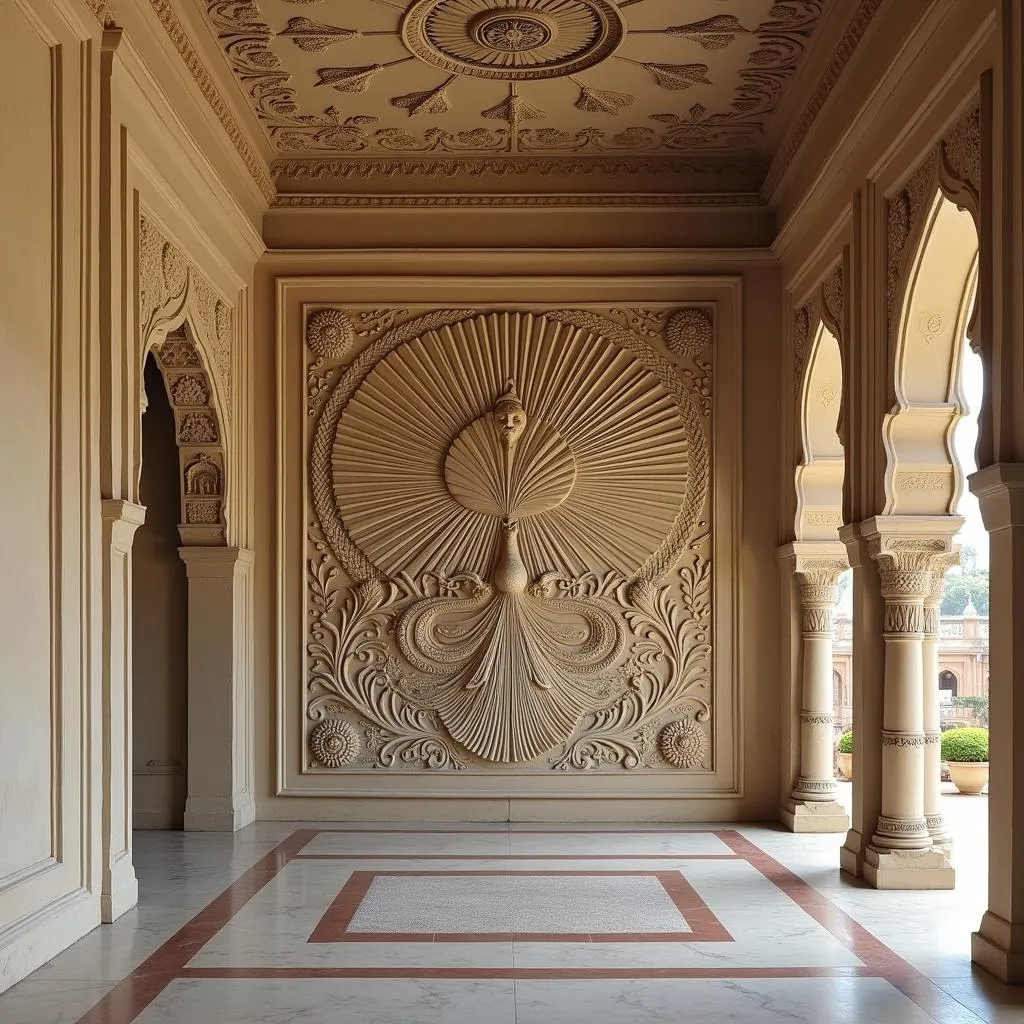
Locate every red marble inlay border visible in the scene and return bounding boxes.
[75,830,318,1024]
[307,869,732,944]
[67,827,946,1023]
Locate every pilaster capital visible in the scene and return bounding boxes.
[969,464,1024,531]
[861,515,961,579]
[178,546,254,581]
[101,499,146,554]
[925,550,961,610]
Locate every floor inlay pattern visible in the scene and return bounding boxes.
[0,815,1016,1023]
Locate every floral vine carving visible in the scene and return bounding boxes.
[303,306,714,772]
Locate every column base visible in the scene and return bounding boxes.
[781,799,850,833]
[862,844,954,890]
[840,828,867,877]
[184,794,256,832]
[972,912,1024,983]
[101,850,138,922]
[100,877,138,923]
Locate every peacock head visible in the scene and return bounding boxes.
[493,379,527,447]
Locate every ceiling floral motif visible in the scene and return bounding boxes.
[203,0,825,160]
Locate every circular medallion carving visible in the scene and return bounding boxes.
[401,0,625,81]
[658,718,708,768]
[307,308,355,361]
[473,13,553,51]
[310,719,360,767]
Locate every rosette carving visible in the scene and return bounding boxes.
[310,719,361,766]
[658,718,709,768]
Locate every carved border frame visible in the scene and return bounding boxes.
[273,272,742,805]
[137,212,234,543]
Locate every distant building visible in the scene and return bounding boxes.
[832,608,989,733]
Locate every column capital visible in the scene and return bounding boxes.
[178,545,254,581]
[969,463,1024,530]
[925,550,961,618]
[101,499,146,553]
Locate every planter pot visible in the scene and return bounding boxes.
[947,761,989,795]
[836,752,853,782]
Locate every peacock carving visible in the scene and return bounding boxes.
[312,311,709,767]
[394,381,626,762]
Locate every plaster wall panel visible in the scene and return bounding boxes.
[0,0,99,993]
[253,253,779,821]
[0,0,56,885]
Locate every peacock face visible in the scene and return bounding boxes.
[493,396,527,446]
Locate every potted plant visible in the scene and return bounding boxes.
[941,727,989,795]
[836,730,853,781]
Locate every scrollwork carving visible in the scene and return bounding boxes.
[304,306,714,771]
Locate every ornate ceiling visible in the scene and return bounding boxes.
[202,0,827,187]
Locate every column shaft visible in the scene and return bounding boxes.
[100,499,145,922]
[178,546,255,832]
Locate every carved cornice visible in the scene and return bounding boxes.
[764,0,885,196]
[88,0,116,28]
[147,0,274,203]
[272,155,768,185]
[272,192,765,209]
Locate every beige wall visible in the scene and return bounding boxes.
[251,252,782,822]
[132,357,188,829]
[0,0,102,991]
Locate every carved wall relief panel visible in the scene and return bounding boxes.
[302,307,713,774]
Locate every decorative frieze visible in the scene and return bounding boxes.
[303,306,714,772]
[881,731,926,749]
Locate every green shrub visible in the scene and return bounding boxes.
[837,730,853,754]
[940,727,989,762]
[952,695,989,725]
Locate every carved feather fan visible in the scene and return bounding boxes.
[332,312,691,583]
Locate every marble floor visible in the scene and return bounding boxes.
[3,787,1024,1023]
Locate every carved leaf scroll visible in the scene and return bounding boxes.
[306,308,713,771]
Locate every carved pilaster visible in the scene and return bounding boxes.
[782,543,849,829]
[860,519,959,882]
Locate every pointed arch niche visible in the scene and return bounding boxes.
[100,207,253,931]
[134,214,254,835]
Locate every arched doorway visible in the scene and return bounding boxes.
[939,669,959,702]
[132,355,189,828]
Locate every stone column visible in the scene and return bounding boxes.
[923,553,958,848]
[781,543,850,832]
[178,546,255,832]
[100,499,146,921]
[861,518,956,889]
[972,465,1024,979]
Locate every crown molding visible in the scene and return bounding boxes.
[271,192,766,210]
[146,0,274,203]
[763,0,885,199]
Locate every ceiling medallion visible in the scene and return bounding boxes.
[401,0,625,81]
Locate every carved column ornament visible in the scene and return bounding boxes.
[304,307,714,772]
[783,543,849,827]
[138,212,234,545]
[866,528,957,861]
